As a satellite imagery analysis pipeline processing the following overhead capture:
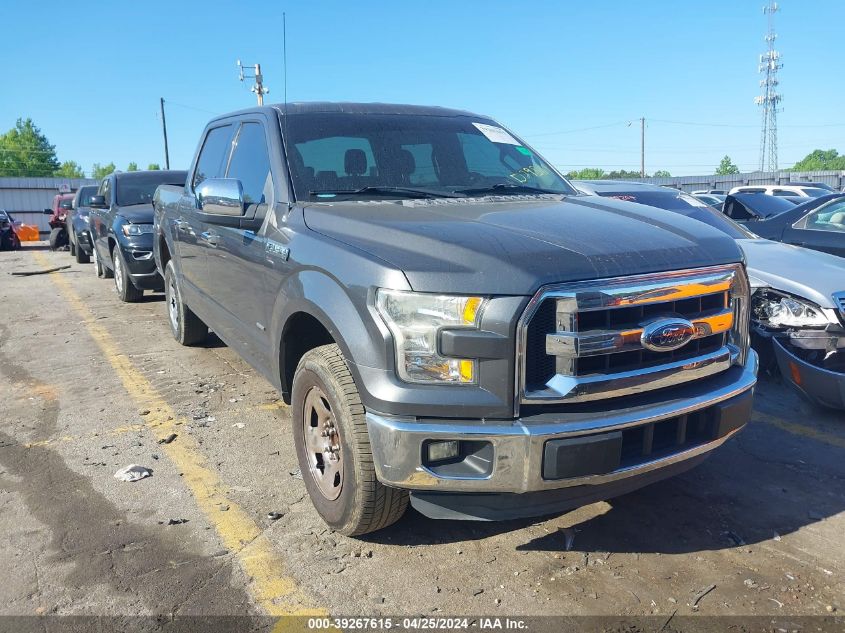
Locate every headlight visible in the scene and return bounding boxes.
[122,223,154,236]
[752,290,829,328]
[376,289,486,384]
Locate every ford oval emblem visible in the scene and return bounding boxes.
[640,318,696,352]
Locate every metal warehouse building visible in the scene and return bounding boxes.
[0,176,99,234]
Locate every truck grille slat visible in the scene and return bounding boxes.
[518,266,747,406]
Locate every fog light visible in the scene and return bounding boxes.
[426,440,460,463]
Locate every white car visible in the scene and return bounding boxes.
[728,184,830,198]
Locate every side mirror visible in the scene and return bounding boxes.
[196,178,244,216]
[89,195,107,208]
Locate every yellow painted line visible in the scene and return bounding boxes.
[24,423,146,448]
[33,253,321,617]
[754,411,845,449]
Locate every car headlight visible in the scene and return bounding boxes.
[751,289,829,328]
[376,289,486,384]
[122,223,154,236]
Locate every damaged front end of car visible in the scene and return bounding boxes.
[751,288,845,409]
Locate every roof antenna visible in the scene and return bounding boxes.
[282,11,292,209]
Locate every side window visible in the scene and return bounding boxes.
[100,178,111,205]
[800,200,845,232]
[772,189,792,196]
[193,125,235,189]
[226,122,272,205]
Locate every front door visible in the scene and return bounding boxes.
[204,120,275,375]
[782,199,845,258]
[178,124,237,299]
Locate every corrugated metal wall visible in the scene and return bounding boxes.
[634,170,845,193]
[0,177,99,233]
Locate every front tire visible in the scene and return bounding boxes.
[164,260,208,345]
[113,247,144,303]
[75,239,90,264]
[292,344,408,536]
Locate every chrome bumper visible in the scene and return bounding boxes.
[366,349,757,494]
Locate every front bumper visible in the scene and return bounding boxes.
[772,337,845,409]
[119,237,163,290]
[366,350,757,495]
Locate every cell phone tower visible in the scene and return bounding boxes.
[755,2,783,172]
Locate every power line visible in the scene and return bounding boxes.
[522,120,631,138]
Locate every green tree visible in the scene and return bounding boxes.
[566,167,606,180]
[127,162,139,171]
[55,160,85,178]
[790,149,845,171]
[92,162,117,179]
[0,118,60,176]
[653,169,672,178]
[716,155,740,175]
[606,169,643,179]
[147,163,161,170]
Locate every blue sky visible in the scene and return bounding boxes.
[2,0,843,177]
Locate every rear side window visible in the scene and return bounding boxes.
[193,125,235,189]
[226,122,272,205]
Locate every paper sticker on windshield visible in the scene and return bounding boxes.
[472,122,520,145]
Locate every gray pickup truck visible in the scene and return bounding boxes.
[153,103,758,535]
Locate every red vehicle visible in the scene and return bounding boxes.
[0,208,22,251]
[45,193,75,250]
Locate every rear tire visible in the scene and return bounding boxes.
[49,227,67,251]
[292,343,408,536]
[164,259,208,345]
[113,247,144,303]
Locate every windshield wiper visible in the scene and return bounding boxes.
[309,186,463,199]
[454,183,566,196]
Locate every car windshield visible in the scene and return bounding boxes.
[732,193,798,217]
[115,173,185,206]
[594,190,756,239]
[798,187,830,198]
[284,112,576,200]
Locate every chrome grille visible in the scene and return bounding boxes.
[517,265,748,407]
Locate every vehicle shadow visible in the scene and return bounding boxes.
[363,414,845,554]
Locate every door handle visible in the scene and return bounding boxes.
[200,231,219,247]
[176,219,194,236]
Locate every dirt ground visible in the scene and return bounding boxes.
[1,245,843,628]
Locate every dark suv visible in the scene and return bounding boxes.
[90,170,187,302]
[68,184,99,263]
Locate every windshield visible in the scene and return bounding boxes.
[595,190,756,239]
[799,187,830,198]
[732,193,797,217]
[115,173,185,206]
[284,112,576,200]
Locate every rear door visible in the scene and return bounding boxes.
[782,199,845,257]
[91,177,112,263]
[177,124,236,300]
[204,118,276,372]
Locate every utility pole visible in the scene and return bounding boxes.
[159,98,170,170]
[237,60,269,106]
[640,117,645,177]
[756,2,782,172]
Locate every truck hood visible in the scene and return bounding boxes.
[116,204,154,224]
[739,239,845,309]
[303,195,742,295]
